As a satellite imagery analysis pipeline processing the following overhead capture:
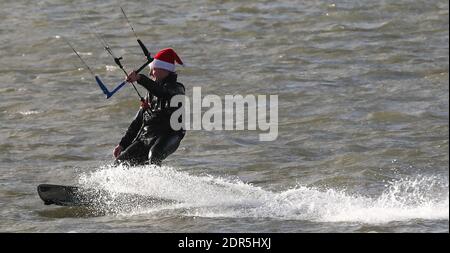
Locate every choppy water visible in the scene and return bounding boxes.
[0,0,448,233]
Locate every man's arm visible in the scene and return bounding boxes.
[137,74,185,97]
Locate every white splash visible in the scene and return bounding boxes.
[106,65,118,72]
[78,52,92,56]
[19,110,40,116]
[78,165,449,224]
[320,176,449,223]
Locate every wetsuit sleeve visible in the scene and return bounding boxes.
[137,74,185,97]
[119,108,143,149]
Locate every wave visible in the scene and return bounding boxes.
[78,165,449,224]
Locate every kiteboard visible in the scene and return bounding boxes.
[37,184,173,207]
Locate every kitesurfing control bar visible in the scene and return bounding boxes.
[66,7,154,100]
[138,40,151,60]
[95,7,154,100]
[136,57,153,73]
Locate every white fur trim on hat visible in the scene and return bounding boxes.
[150,59,175,72]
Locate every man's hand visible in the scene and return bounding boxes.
[113,145,123,158]
[126,71,140,83]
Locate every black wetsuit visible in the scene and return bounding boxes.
[115,73,185,166]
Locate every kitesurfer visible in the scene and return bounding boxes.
[113,48,185,166]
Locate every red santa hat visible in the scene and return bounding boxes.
[149,48,183,72]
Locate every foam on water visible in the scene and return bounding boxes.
[78,165,449,224]
[18,110,40,116]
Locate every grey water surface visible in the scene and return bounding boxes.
[0,0,448,232]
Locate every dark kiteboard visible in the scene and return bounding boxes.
[37,184,173,208]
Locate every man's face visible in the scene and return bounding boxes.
[151,68,169,82]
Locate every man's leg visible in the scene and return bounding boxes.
[115,140,151,166]
[149,132,185,166]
